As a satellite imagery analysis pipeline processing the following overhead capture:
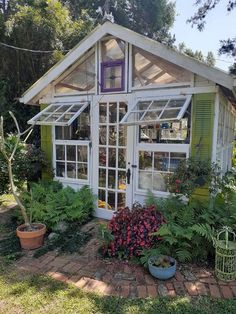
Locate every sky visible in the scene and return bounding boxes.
[171,0,236,72]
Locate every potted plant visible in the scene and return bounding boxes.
[148,255,176,280]
[0,112,46,249]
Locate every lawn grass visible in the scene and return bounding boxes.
[0,262,235,314]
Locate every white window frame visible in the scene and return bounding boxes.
[28,102,89,126]
[120,95,192,126]
[53,137,91,184]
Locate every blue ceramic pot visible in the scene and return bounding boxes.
[148,256,176,280]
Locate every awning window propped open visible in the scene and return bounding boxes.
[28,102,89,126]
[120,96,191,125]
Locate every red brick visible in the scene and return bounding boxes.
[209,285,221,298]
[175,270,184,282]
[102,273,113,283]
[199,277,217,284]
[230,285,236,297]
[62,262,78,273]
[147,285,157,298]
[168,290,176,297]
[196,282,208,296]
[124,265,132,273]
[137,285,147,298]
[145,274,155,285]
[166,282,174,290]
[195,269,212,279]
[173,282,186,295]
[220,285,234,299]
[120,285,130,298]
[48,271,68,283]
[39,255,55,267]
[135,269,145,284]
[184,282,198,296]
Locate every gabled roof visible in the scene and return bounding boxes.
[20,21,236,104]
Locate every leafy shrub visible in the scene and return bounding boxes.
[21,181,95,230]
[101,205,165,259]
[0,134,47,194]
[145,181,236,263]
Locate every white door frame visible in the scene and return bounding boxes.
[92,94,134,219]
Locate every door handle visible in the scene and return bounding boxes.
[126,168,131,184]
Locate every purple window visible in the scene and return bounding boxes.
[101,59,125,92]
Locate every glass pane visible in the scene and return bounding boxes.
[99,103,107,123]
[154,152,169,171]
[46,114,61,122]
[56,162,65,177]
[99,168,106,188]
[77,146,88,162]
[138,171,152,190]
[136,101,150,111]
[99,147,107,166]
[118,126,127,146]
[55,51,95,94]
[77,163,88,180]
[119,102,128,121]
[55,126,63,140]
[75,106,90,140]
[118,149,126,169]
[109,103,117,123]
[56,145,65,160]
[67,163,76,179]
[133,46,191,88]
[108,148,116,168]
[108,170,116,189]
[142,111,160,121]
[57,113,74,123]
[118,171,126,190]
[99,126,107,145]
[67,145,76,161]
[108,126,117,146]
[160,109,180,120]
[98,189,106,208]
[139,151,152,170]
[153,173,167,192]
[167,99,185,108]
[108,191,116,210]
[150,100,167,110]
[102,38,125,61]
[169,153,186,171]
[117,193,125,209]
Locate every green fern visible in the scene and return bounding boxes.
[191,223,216,244]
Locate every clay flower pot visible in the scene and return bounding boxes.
[16,223,46,250]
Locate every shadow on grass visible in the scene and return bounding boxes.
[0,264,236,314]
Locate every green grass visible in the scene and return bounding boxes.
[0,263,235,314]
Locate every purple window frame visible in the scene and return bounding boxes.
[100,59,125,92]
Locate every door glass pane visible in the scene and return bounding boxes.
[119,102,128,121]
[169,153,186,171]
[99,147,107,166]
[109,103,117,123]
[99,126,107,145]
[118,171,126,190]
[108,148,116,168]
[138,171,152,190]
[153,173,167,191]
[99,168,106,188]
[118,149,126,169]
[139,151,152,170]
[108,191,116,210]
[118,126,127,146]
[154,152,169,171]
[99,103,107,123]
[108,126,117,145]
[117,193,126,209]
[108,169,116,189]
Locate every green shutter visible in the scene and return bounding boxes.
[191,93,215,200]
[191,93,215,160]
[40,104,53,180]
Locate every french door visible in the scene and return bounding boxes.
[92,95,134,219]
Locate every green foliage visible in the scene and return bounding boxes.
[167,157,219,197]
[0,134,47,194]
[145,176,236,263]
[21,181,95,230]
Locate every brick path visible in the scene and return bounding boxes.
[15,220,236,299]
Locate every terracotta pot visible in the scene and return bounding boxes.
[16,223,46,250]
